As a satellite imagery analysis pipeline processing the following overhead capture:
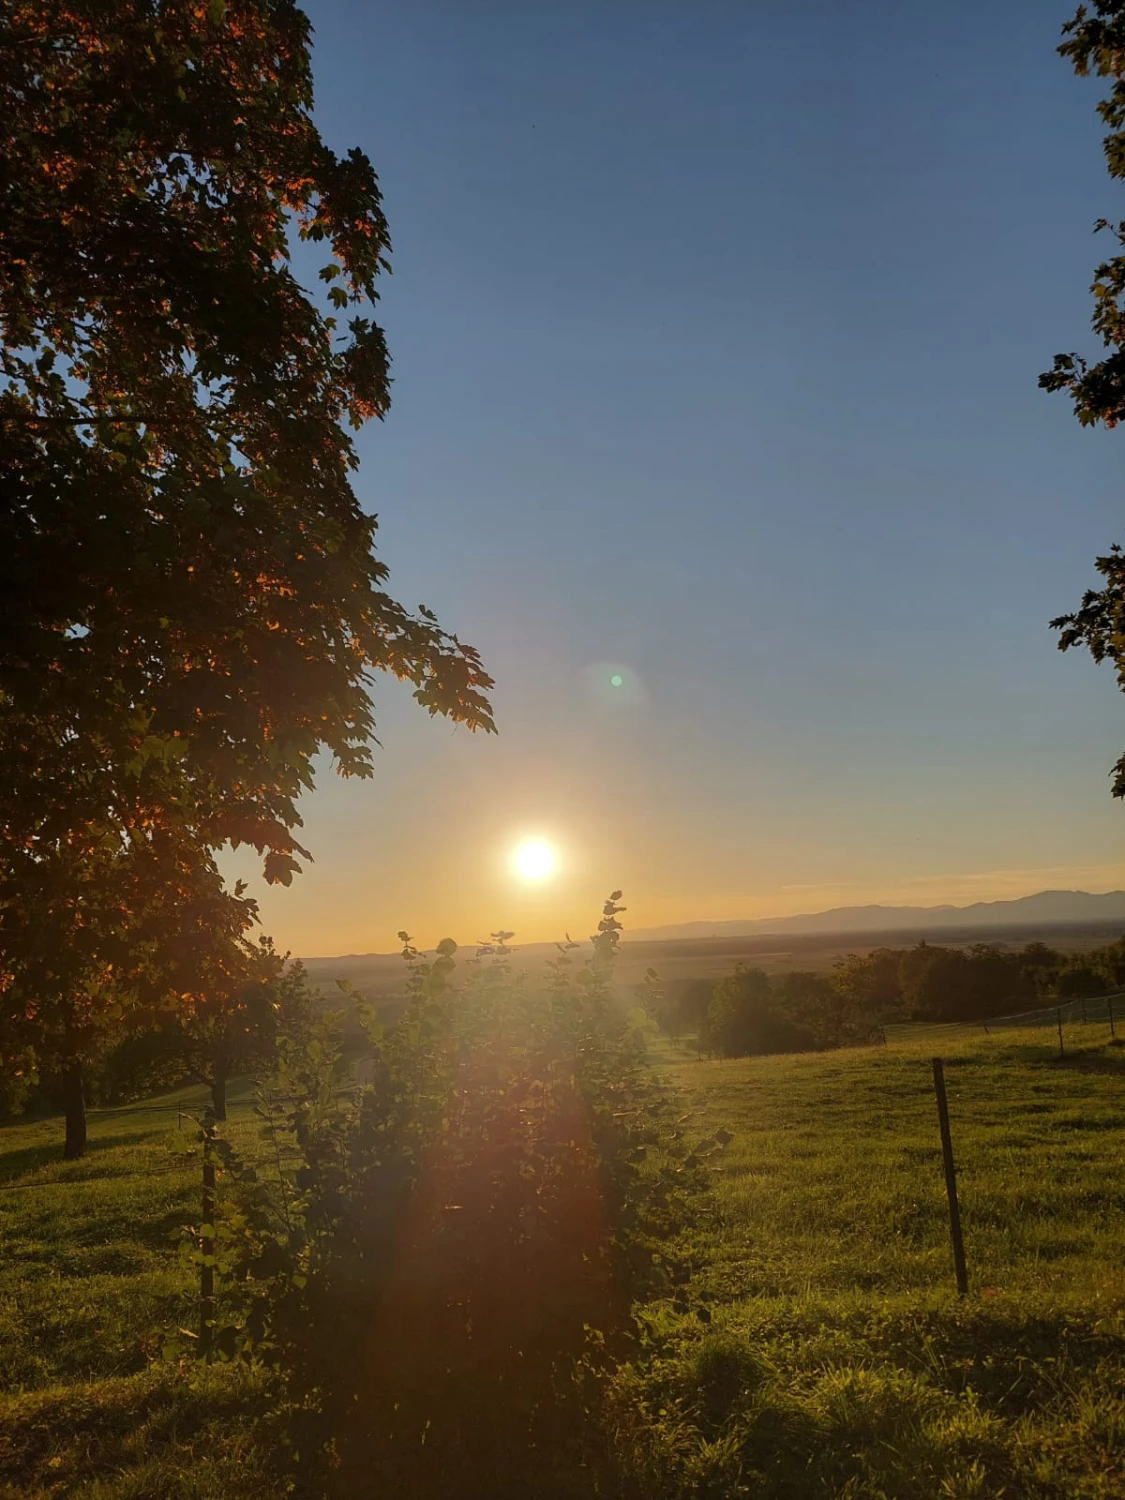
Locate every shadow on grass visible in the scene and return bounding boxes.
[0,1367,276,1498]
[0,1132,160,1186]
[1047,1048,1125,1076]
[988,1042,1125,1074]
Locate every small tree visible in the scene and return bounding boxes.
[0,825,256,1155]
[1015,941,1067,998]
[1095,935,1125,986]
[704,967,815,1059]
[1058,960,1108,998]
[831,949,904,1030]
[675,978,716,1038]
[160,942,312,1121]
[776,970,857,1049]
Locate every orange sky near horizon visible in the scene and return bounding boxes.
[224,766,1125,957]
[227,860,1125,959]
[218,664,1125,960]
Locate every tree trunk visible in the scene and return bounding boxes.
[210,1067,227,1123]
[63,1064,87,1160]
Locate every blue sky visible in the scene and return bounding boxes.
[235,0,1124,953]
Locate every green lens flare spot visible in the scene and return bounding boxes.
[610,674,623,688]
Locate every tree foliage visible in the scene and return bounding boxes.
[0,3,494,1150]
[702,966,816,1059]
[0,0,494,883]
[136,936,310,1120]
[1040,2,1125,797]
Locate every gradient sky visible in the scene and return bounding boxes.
[228,0,1124,956]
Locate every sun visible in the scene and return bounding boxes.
[511,837,559,884]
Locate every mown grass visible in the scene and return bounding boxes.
[0,1083,281,1498]
[608,1029,1125,1497]
[3,1033,1125,1497]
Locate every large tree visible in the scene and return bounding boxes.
[1,0,493,872]
[1041,3,1125,798]
[0,1,494,1150]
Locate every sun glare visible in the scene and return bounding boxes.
[511,837,558,884]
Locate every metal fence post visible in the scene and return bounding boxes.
[931,1058,969,1296]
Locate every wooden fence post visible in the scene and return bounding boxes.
[1110,995,1117,1042]
[1057,1008,1065,1058]
[931,1058,968,1296]
[200,1120,216,1356]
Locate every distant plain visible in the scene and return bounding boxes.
[299,922,1125,1010]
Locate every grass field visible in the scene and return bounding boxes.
[0,1082,280,1499]
[1,1032,1124,1497]
[609,1029,1125,1497]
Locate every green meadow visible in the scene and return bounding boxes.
[611,1030,1125,1498]
[2,1032,1123,1498]
[0,1084,278,1500]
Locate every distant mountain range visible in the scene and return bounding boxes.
[628,890,1125,942]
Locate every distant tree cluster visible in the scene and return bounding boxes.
[655,937,1125,1059]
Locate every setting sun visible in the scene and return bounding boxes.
[510,837,559,884]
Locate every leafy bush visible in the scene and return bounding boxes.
[173,895,717,1497]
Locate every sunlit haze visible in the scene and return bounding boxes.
[511,839,559,885]
[226,0,1124,956]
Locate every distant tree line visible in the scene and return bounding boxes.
[649,937,1125,1059]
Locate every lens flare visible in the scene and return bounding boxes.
[580,659,647,708]
[511,838,558,884]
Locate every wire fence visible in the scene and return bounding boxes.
[82,1080,370,1118]
[884,990,1125,1051]
[0,1086,368,1192]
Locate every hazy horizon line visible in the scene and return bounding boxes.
[295,879,1125,961]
